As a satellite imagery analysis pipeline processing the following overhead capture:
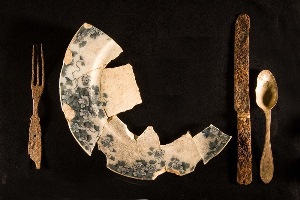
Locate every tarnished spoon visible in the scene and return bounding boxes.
[255,70,278,183]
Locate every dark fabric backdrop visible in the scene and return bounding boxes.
[0,0,299,199]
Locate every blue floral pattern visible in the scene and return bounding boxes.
[74,26,103,47]
[100,134,116,152]
[168,157,190,175]
[147,147,165,159]
[61,81,107,152]
[116,163,131,174]
[98,124,230,179]
[108,159,160,180]
[60,24,109,155]
[201,125,232,163]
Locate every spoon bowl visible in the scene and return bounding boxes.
[256,70,278,111]
[255,70,278,184]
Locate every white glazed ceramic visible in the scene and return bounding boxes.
[59,23,232,180]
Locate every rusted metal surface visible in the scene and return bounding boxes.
[28,44,44,169]
[234,14,252,185]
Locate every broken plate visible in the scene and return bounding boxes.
[59,23,141,155]
[59,23,232,180]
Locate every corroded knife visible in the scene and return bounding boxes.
[234,14,252,185]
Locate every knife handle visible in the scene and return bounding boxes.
[237,114,252,185]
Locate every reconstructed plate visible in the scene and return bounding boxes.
[59,23,232,180]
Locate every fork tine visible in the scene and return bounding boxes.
[41,44,44,87]
[36,48,39,86]
[31,45,35,87]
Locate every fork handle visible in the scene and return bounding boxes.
[28,114,42,169]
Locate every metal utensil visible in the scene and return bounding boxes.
[255,70,278,183]
[234,14,252,185]
[28,44,44,169]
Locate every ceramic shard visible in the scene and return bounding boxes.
[98,116,165,180]
[193,125,232,164]
[98,116,231,179]
[100,64,142,117]
[161,133,200,175]
[60,23,123,155]
[136,127,167,179]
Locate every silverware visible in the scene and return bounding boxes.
[234,14,252,185]
[28,44,44,169]
[255,70,278,183]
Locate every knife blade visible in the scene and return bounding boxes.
[234,14,252,185]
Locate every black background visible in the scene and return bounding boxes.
[0,0,300,199]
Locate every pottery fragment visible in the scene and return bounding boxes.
[101,64,142,117]
[98,116,166,180]
[98,116,231,180]
[60,23,123,155]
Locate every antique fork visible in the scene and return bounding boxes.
[28,44,44,169]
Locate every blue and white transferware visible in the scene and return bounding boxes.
[59,23,232,180]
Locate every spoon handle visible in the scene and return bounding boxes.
[260,110,274,183]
